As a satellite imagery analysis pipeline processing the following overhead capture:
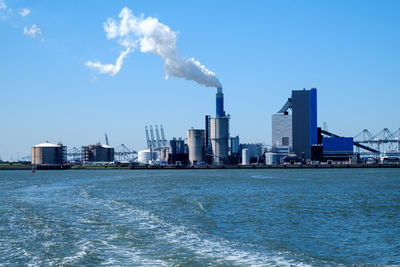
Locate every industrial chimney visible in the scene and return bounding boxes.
[210,87,229,164]
[216,87,225,117]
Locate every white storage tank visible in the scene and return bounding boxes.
[187,129,205,165]
[242,148,250,165]
[265,152,280,165]
[138,149,153,164]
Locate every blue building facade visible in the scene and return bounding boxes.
[322,137,354,157]
[216,88,225,117]
[292,88,318,159]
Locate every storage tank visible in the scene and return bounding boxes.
[265,152,280,165]
[210,117,229,164]
[187,129,205,165]
[81,143,114,162]
[32,142,66,165]
[138,149,156,164]
[242,148,250,165]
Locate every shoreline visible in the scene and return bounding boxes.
[0,163,399,170]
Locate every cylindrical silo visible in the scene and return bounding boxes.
[210,117,229,164]
[265,152,280,165]
[242,148,250,165]
[187,129,205,165]
[31,142,66,165]
[138,149,151,164]
[81,143,114,163]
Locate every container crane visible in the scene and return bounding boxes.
[155,125,162,148]
[145,126,152,150]
[160,125,168,147]
[105,133,109,146]
[149,126,157,150]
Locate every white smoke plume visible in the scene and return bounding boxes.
[86,46,132,76]
[87,7,222,88]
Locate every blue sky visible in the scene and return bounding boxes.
[1,0,399,160]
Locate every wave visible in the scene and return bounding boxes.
[98,198,315,266]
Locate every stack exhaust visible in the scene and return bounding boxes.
[216,87,225,117]
[210,87,229,164]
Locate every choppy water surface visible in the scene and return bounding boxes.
[0,169,399,266]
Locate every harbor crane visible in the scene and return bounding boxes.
[160,125,168,147]
[149,126,157,150]
[354,128,400,154]
[155,125,162,149]
[114,144,137,162]
[105,133,109,146]
[145,126,152,150]
[144,124,169,150]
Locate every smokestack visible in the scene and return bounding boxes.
[216,87,225,117]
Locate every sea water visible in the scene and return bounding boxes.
[0,169,399,266]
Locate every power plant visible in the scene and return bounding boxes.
[25,87,399,168]
[184,87,233,165]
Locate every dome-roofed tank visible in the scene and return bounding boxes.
[32,141,67,165]
[81,143,114,163]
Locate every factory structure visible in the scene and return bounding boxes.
[135,88,235,166]
[29,87,398,168]
[268,88,382,165]
[185,87,235,165]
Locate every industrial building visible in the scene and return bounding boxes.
[273,88,355,164]
[168,138,188,165]
[31,142,67,166]
[271,113,292,147]
[311,129,356,162]
[276,88,317,160]
[229,135,240,164]
[180,87,232,166]
[322,137,354,160]
[292,88,317,159]
[81,143,114,163]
